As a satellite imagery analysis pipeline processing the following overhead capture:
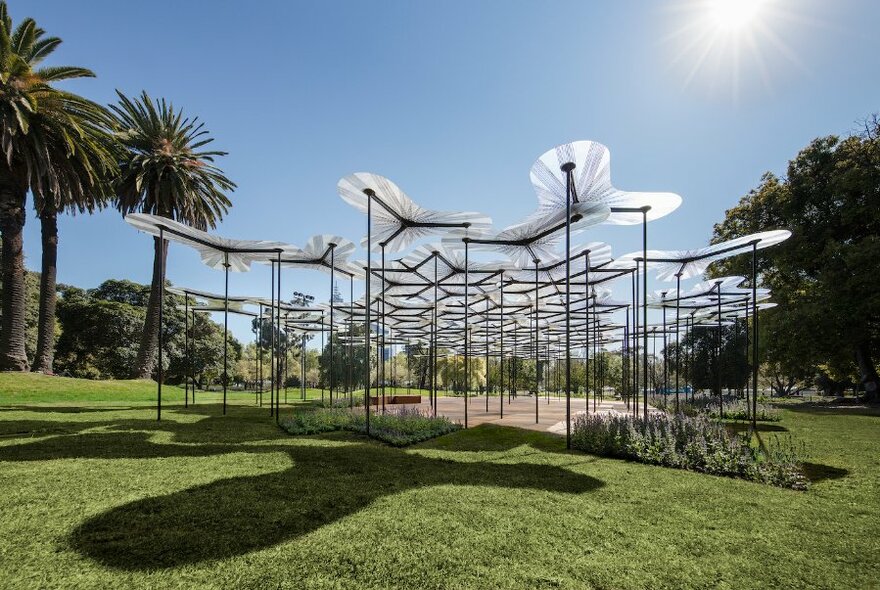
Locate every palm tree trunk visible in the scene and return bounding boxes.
[33,211,58,374]
[132,235,167,379]
[0,177,30,371]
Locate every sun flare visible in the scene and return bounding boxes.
[665,0,805,99]
[708,0,764,32]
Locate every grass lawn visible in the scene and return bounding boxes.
[0,373,877,589]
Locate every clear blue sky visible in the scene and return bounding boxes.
[21,0,880,344]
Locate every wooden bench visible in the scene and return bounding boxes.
[369,395,422,406]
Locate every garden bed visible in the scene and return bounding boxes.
[280,406,461,446]
[571,412,808,490]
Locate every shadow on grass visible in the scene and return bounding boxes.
[0,406,603,570]
[782,402,880,417]
[801,462,849,483]
[725,422,789,435]
[0,405,142,414]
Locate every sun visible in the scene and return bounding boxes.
[708,0,764,32]
[663,0,804,99]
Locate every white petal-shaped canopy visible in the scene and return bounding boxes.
[277,234,359,276]
[337,172,492,253]
[620,230,792,281]
[450,203,609,268]
[529,141,682,225]
[125,213,293,272]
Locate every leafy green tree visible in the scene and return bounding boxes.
[54,279,240,382]
[710,118,880,400]
[111,91,235,380]
[0,2,117,370]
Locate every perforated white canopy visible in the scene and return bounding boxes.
[125,213,293,272]
[529,141,682,225]
[618,230,792,281]
[337,172,492,253]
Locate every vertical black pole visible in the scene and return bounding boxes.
[270,260,275,416]
[184,292,189,408]
[464,236,470,428]
[329,244,336,405]
[485,297,489,412]
[258,303,263,407]
[380,243,386,413]
[191,309,196,405]
[364,189,373,434]
[675,274,681,413]
[276,250,282,423]
[752,243,759,431]
[662,293,668,400]
[499,272,504,418]
[717,282,723,419]
[157,227,164,422]
[253,312,258,405]
[562,162,574,449]
[223,253,229,416]
[349,275,354,408]
[534,259,539,424]
[585,251,590,413]
[433,253,438,417]
[642,207,649,419]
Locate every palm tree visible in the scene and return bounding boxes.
[111,91,235,380]
[0,2,117,370]
[32,148,117,374]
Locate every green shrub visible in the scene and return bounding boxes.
[571,413,808,490]
[280,406,461,446]
[651,394,781,422]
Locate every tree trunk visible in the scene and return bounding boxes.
[0,177,30,371]
[854,340,880,402]
[32,211,59,374]
[132,236,167,379]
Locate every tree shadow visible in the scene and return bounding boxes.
[65,437,601,570]
[0,405,140,414]
[801,462,849,483]
[725,422,789,435]
[0,408,603,570]
[783,402,880,417]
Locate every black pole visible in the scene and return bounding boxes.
[364,189,373,434]
[642,207,649,419]
[276,250,282,423]
[329,244,336,405]
[675,274,681,413]
[485,297,489,412]
[381,243,386,413]
[717,282,723,419]
[534,259,539,424]
[464,236,470,428]
[157,227,164,422]
[184,292,189,408]
[433,252,438,417]
[258,303,263,407]
[662,293,668,400]
[191,309,196,404]
[752,243,759,430]
[349,275,354,408]
[499,272,504,418]
[632,264,639,418]
[585,251,590,413]
[562,162,574,449]
[270,260,275,416]
[223,253,229,416]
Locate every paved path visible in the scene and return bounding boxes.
[401,394,650,434]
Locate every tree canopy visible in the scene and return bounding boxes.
[710,118,880,400]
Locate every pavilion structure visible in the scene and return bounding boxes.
[125,140,791,442]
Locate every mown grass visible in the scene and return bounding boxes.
[0,372,345,406]
[0,373,877,589]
